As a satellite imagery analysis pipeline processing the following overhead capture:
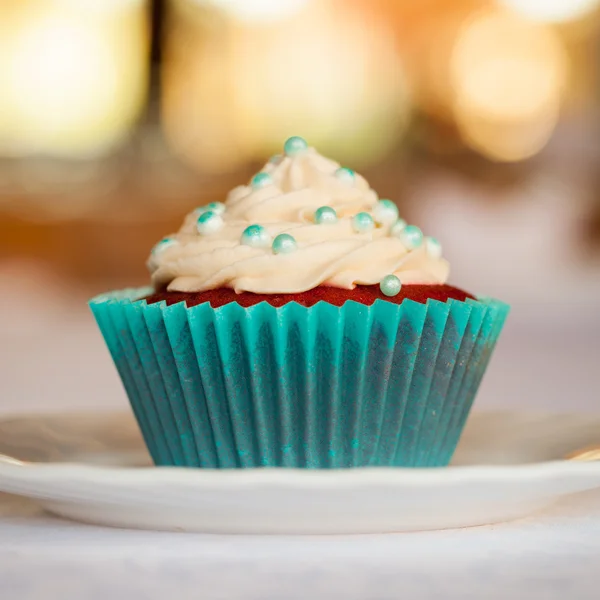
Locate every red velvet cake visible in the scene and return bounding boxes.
[145,284,474,309]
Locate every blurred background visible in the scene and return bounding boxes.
[1,0,599,415]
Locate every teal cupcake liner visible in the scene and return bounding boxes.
[89,289,509,469]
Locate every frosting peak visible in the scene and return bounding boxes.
[149,140,449,294]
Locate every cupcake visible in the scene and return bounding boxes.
[90,136,509,469]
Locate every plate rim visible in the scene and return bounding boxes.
[1,408,600,489]
[2,456,600,488]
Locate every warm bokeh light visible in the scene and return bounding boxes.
[162,0,409,173]
[498,0,600,23]
[206,0,309,22]
[450,9,567,161]
[374,0,494,124]
[0,0,149,158]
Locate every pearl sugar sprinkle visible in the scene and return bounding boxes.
[380,274,402,297]
[395,224,423,250]
[373,199,399,225]
[314,206,338,225]
[250,172,273,190]
[197,201,226,216]
[241,224,272,248]
[335,167,355,185]
[352,212,375,233]
[390,219,407,237]
[426,236,443,259]
[152,237,177,254]
[272,233,298,255]
[284,136,309,156]
[196,210,224,235]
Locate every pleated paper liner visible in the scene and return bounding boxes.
[90,289,509,469]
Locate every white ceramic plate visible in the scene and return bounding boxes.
[1,411,600,534]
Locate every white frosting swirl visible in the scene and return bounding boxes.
[149,147,449,293]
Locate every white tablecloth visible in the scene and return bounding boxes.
[2,490,600,599]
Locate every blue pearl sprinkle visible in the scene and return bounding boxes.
[269,154,283,164]
[250,172,273,189]
[380,274,402,297]
[352,212,375,233]
[373,199,399,225]
[390,219,407,237]
[335,167,355,184]
[152,237,177,254]
[241,224,272,248]
[284,136,308,156]
[426,236,443,259]
[396,224,423,250]
[198,201,225,216]
[272,233,298,255]
[196,210,224,235]
[314,206,338,225]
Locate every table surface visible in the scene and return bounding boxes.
[2,490,600,599]
[1,266,600,599]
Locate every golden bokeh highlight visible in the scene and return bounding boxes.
[206,0,309,23]
[0,0,591,168]
[498,0,600,23]
[0,0,149,158]
[373,0,494,122]
[162,0,410,173]
[450,9,568,161]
